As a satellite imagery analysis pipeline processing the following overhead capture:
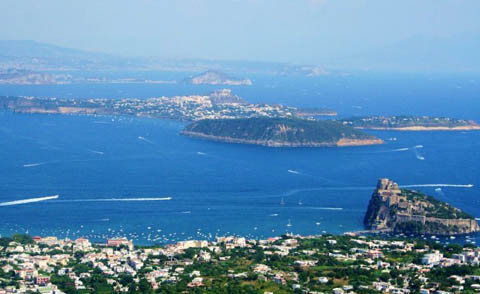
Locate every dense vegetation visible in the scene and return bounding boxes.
[0,233,34,247]
[402,189,474,219]
[183,117,377,145]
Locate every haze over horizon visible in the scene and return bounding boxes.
[1,0,480,70]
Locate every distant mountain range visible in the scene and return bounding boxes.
[0,40,130,70]
[0,40,330,75]
[0,68,72,85]
[1,33,479,73]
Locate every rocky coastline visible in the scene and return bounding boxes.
[181,130,383,147]
[355,125,480,131]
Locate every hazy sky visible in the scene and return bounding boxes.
[1,0,480,63]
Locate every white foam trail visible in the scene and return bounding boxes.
[269,214,279,217]
[87,149,105,155]
[401,184,474,188]
[0,195,59,207]
[23,162,45,167]
[391,145,422,152]
[60,197,172,202]
[197,152,207,156]
[303,207,343,211]
[414,148,425,160]
[181,211,191,214]
[138,136,155,145]
[286,169,340,185]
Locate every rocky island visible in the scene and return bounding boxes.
[364,178,479,235]
[181,117,383,147]
[340,115,480,131]
[186,70,252,86]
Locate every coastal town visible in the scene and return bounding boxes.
[0,89,296,121]
[2,233,480,294]
[338,116,480,131]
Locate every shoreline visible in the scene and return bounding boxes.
[356,125,480,131]
[181,131,383,147]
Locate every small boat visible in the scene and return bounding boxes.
[287,219,292,227]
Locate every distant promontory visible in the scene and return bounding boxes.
[181,117,383,147]
[340,116,480,131]
[186,70,252,86]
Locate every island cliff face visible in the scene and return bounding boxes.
[364,178,480,235]
[181,117,383,147]
[186,70,252,86]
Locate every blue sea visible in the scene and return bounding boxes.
[0,72,479,245]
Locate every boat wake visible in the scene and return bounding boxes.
[58,197,172,202]
[247,186,374,199]
[197,152,207,156]
[414,148,425,160]
[391,145,423,152]
[87,149,105,155]
[0,195,59,207]
[23,162,45,167]
[275,183,473,199]
[401,184,474,188]
[138,136,155,145]
[300,207,343,211]
[286,170,344,185]
[391,148,410,152]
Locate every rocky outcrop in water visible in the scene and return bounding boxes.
[364,178,480,235]
[186,70,252,86]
